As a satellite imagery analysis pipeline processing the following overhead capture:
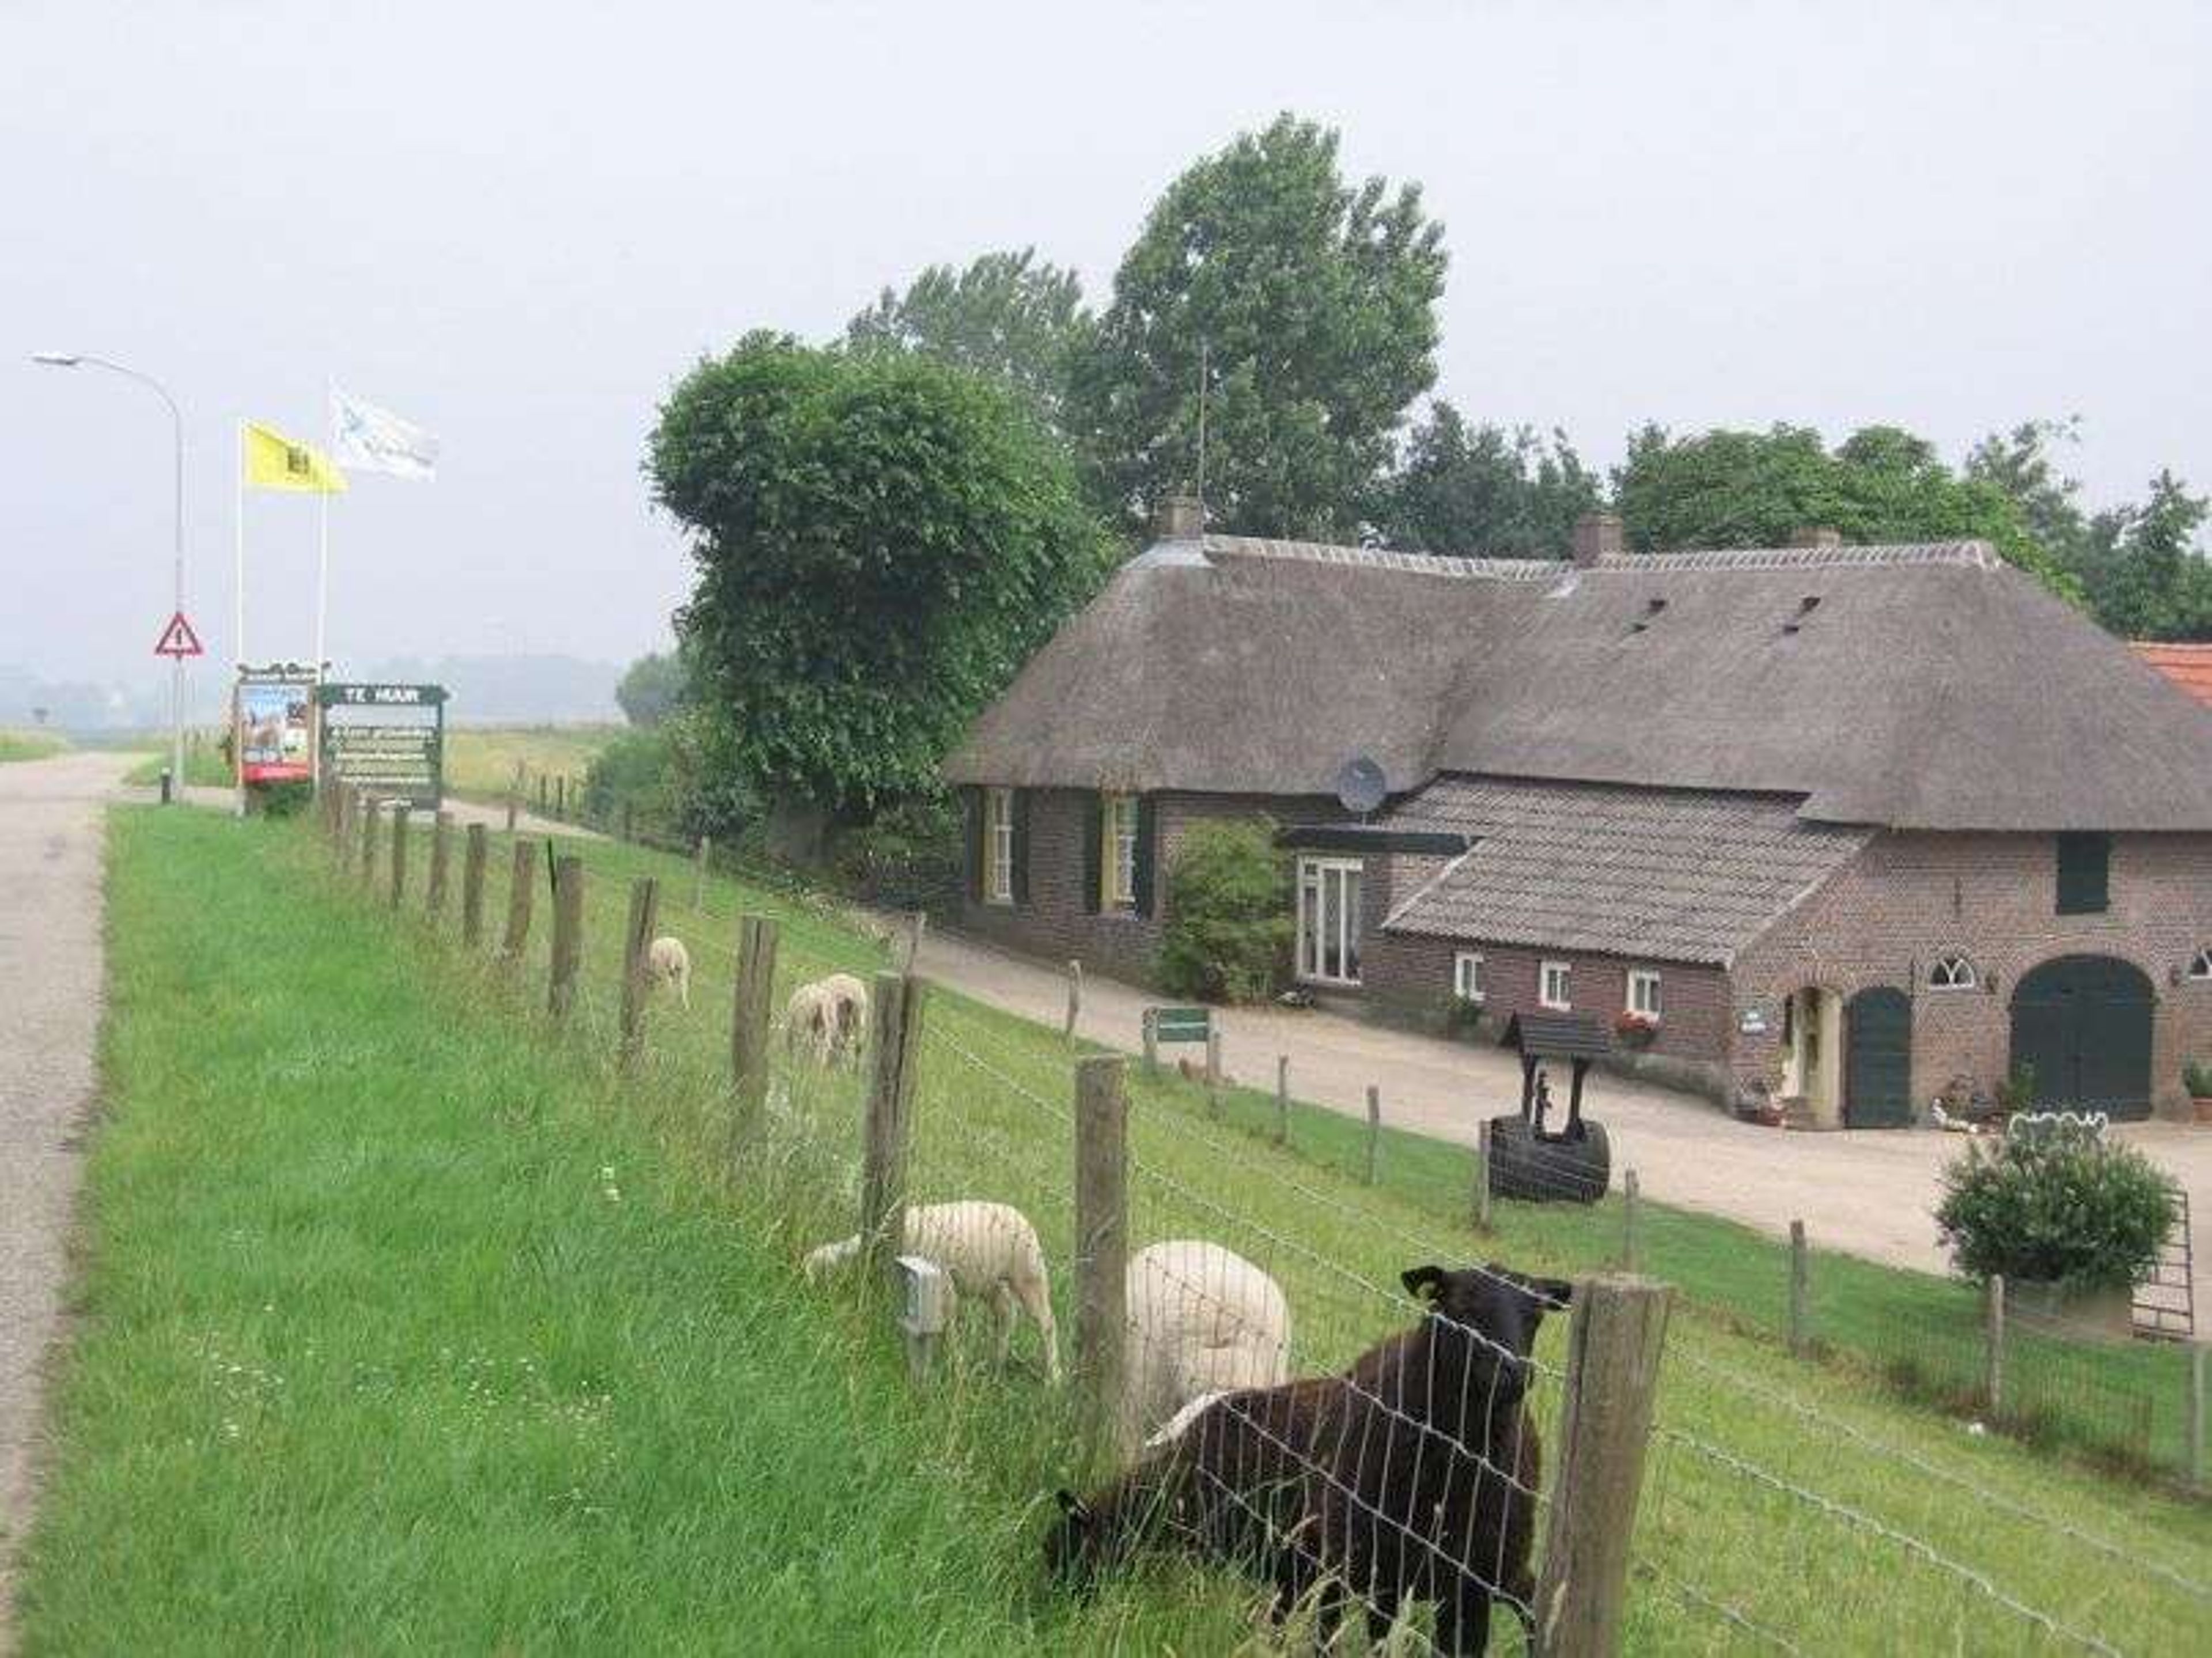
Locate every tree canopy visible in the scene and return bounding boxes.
[648,337,1112,817]
[844,248,1089,428]
[613,651,684,727]
[1067,112,1447,540]
[1374,403,1601,557]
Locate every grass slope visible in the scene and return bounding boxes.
[0,729,66,762]
[444,724,618,801]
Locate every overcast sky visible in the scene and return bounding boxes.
[4,0,2207,706]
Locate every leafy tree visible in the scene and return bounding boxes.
[2078,470,2212,640]
[1612,422,2081,601]
[1965,418,2093,568]
[1157,819,1293,1003]
[649,338,1112,820]
[614,651,685,727]
[1376,403,1601,556]
[844,248,1089,428]
[1068,112,1448,540]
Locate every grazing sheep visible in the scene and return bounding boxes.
[804,1200,1059,1384]
[785,972,870,1066]
[1120,1240,1291,1448]
[645,935,691,1008]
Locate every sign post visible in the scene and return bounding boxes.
[152,611,203,805]
[315,682,448,811]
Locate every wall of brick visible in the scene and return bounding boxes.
[1729,830,2212,1119]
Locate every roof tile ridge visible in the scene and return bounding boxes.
[1203,533,1565,582]
[1592,541,1999,573]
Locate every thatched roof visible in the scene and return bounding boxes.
[945,532,2212,831]
[1380,777,1872,965]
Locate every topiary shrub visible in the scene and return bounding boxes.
[1157,819,1292,1004]
[1934,1118,2175,1292]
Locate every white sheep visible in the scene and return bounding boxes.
[785,972,870,1066]
[1119,1239,1292,1448]
[645,935,691,1008]
[804,1200,1060,1384]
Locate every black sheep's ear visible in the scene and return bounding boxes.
[1401,1265,1447,1301]
[1055,1489,1092,1522]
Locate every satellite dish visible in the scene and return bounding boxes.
[1335,754,1388,816]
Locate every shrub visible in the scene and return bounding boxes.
[1934,1119,2175,1292]
[1157,820,1292,1004]
[251,779,313,818]
[831,791,965,914]
[2186,1058,2212,1098]
[582,727,679,830]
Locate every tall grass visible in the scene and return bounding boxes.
[0,729,66,762]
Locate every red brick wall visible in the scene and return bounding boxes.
[1730,831,2212,1118]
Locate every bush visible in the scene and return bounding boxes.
[251,779,313,818]
[2186,1058,2212,1098]
[1157,820,1292,1004]
[582,727,679,830]
[830,792,965,914]
[1934,1120,2175,1292]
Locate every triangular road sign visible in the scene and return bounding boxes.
[153,610,204,658]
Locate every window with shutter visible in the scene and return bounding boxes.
[2056,833,2111,915]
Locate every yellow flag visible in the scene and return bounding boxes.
[242,422,348,493]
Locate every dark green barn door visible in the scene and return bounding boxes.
[2008,955,2155,1121]
[1844,987,1914,1128]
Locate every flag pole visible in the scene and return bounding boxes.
[312,384,334,796]
[233,417,247,817]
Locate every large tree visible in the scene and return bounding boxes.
[843,248,1089,428]
[613,650,684,727]
[1612,422,2081,601]
[2075,471,2212,641]
[1068,112,1448,540]
[1376,403,1601,557]
[648,336,1112,823]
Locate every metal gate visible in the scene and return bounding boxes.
[2132,1187,2196,1341]
[1844,986,1914,1128]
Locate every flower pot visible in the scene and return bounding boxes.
[2193,1095,2212,1126]
[2002,1277,2135,1342]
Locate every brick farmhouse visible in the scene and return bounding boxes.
[945,504,2212,1124]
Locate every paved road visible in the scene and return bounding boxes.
[915,927,2212,1313]
[0,750,130,1643]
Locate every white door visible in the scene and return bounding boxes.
[1297,858,1363,985]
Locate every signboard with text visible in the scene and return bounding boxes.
[316,682,447,809]
[234,670,317,784]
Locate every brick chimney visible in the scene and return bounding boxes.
[1571,511,1624,567]
[1789,526,1844,548]
[1152,494,1205,542]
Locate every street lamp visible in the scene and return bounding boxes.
[32,351,189,800]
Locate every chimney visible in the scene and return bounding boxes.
[1571,511,1624,567]
[1789,526,1844,549]
[1152,494,1205,542]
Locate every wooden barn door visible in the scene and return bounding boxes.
[1844,987,1914,1128]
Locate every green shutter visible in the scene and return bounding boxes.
[963,788,984,902]
[1011,790,1032,907]
[1081,794,1103,914]
[2056,833,2111,915]
[1133,795,1159,917]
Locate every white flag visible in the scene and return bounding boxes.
[331,388,439,479]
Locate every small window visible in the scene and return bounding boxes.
[1929,954,1978,991]
[984,787,1015,905]
[1540,960,1573,1011]
[1627,969,1662,1019]
[1453,951,1485,1004]
[1101,794,1139,909]
[2190,949,2212,982]
[2056,832,2111,915]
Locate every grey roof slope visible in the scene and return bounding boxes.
[1379,777,1872,965]
[944,532,2212,831]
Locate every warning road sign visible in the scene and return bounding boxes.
[153,612,203,658]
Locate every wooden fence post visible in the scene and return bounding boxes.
[388,809,410,911]
[1063,959,1082,1045]
[1534,1274,1674,1657]
[618,875,660,1070]
[729,914,780,1144]
[500,840,537,965]
[859,972,926,1281]
[904,909,927,973]
[1475,1118,1494,1231]
[554,775,566,820]
[1365,1083,1381,1184]
[1622,1167,1641,1273]
[1141,1012,1158,1078]
[1788,1220,1810,1359]
[693,835,711,911]
[622,801,634,842]
[1984,1274,2006,1416]
[536,774,547,814]
[461,823,488,947]
[2190,1343,2206,1489]
[360,798,380,884]
[505,791,518,833]
[426,810,453,919]
[1205,1027,1222,1118]
[547,855,584,1020]
[1074,1054,1130,1451]
[1274,1054,1290,1147]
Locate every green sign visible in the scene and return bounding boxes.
[1146,1006,1212,1045]
[316,682,446,809]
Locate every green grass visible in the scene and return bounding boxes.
[0,728,67,762]
[443,724,619,801]
[29,810,2211,1653]
[120,731,229,787]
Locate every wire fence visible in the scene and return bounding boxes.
[309,785,2211,1655]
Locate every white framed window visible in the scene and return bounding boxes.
[1929,954,1978,991]
[2190,948,2212,982]
[1627,968,1662,1020]
[984,787,1014,905]
[1102,793,1139,910]
[1453,951,1485,1004]
[1297,857,1364,986]
[1540,960,1573,1011]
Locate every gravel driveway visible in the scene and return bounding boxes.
[0,750,128,1645]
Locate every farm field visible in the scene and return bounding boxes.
[0,729,66,762]
[22,807,2210,1653]
[442,723,618,801]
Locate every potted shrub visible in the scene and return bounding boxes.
[1933,1117,2175,1338]
[1613,1008,1659,1049]
[2187,1060,2212,1126]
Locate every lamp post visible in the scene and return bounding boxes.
[32,352,188,800]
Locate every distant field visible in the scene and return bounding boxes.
[443,723,619,799]
[122,734,230,788]
[0,728,67,762]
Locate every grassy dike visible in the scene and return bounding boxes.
[14,809,1230,1655]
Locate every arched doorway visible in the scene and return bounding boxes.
[1844,987,1913,1128]
[2008,955,2155,1120]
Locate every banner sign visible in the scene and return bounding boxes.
[316,682,447,809]
[234,670,317,784]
